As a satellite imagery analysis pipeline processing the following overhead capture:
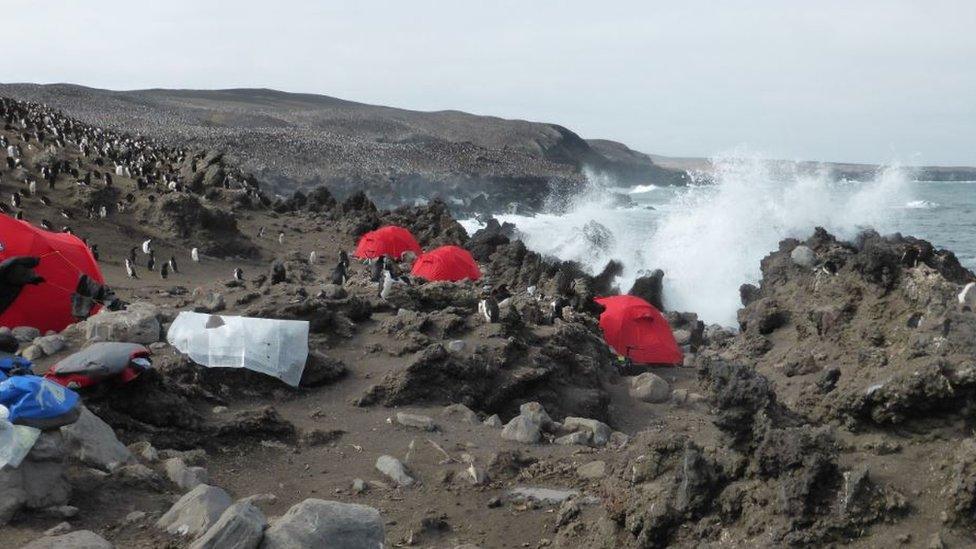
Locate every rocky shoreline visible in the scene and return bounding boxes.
[3,95,976,547]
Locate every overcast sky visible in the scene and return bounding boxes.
[4,0,975,165]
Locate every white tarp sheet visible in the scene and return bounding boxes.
[0,411,41,469]
[166,312,309,387]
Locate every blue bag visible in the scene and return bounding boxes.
[0,356,34,379]
[0,376,81,429]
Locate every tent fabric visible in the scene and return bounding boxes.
[410,245,481,282]
[354,226,423,260]
[45,342,151,389]
[594,295,683,365]
[0,216,104,333]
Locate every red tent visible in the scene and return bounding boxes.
[594,295,682,365]
[0,216,104,333]
[354,226,422,260]
[411,246,481,282]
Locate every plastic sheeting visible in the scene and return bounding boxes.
[167,312,309,387]
[0,409,41,469]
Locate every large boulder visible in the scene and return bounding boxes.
[260,499,384,549]
[190,501,267,549]
[60,407,132,471]
[67,302,161,344]
[157,484,233,538]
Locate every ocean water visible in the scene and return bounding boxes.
[461,157,976,326]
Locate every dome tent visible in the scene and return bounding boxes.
[411,245,481,282]
[594,295,682,365]
[0,216,105,333]
[354,226,423,260]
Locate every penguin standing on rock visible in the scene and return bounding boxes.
[478,295,500,323]
[370,256,386,283]
[331,261,348,285]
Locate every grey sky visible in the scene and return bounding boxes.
[5,0,975,165]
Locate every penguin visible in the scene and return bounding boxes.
[11,193,21,208]
[169,256,179,274]
[142,239,152,255]
[40,219,53,230]
[257,226,265,238]
[90,244,99,261]
[124,258,138,278]
[39,195,51,206]
[160,261,169,279]
[338,250,350,269]
[309,251,316,265]
[58,209,72,219]
[98,205,107,218]
[492,284,512,302]
[191,247,200,262]
[234,267,244,282]
[27,180,36,196]
[14,211,23,220]
[380,269,400,300]
[478,295,500,323]
[277,232,285,244]
[147,252,155,271]
[548,296,570,324]
[330,262,348,285]
[129,247,137,264]
[370,256,386,283]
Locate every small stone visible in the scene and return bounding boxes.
[156,484,233,538]
[352,479,367,494]
[483,415,503,428]
[241,493,277,508]
[518,402,552,428]
[41,505,79,518]
[20,530,112,549]
[376,455,415,487]
[164,457,209,492]
[395,412,437,431]
[501,416,541,444]
[442,403,479,424]
[508,487,579,505]
[12,326,41,343]
[34,334,66,356]
[629,372,671,403]
[43,521,72,536]
[128,441,159,462]
[672,329,692,346]
[671,389,689,404]
[554,431,591,446]
[577,460,606,479]
[487,497,502,508]
[212,406,228,414]
[609,431,630,449]
[562,417,611,447]
[123,510,147,524]
[21,344,44,360]
[447,340,465,352]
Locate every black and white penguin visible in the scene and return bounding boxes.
[370,256,386,283]
[234,267,244,281]
[124,258,138,279]
[309,251,316,265]
[191,247,200,262]
[169,256,179,274]
[548,296,570,324]
[129,247,137,264]
[331,262,348,285]
[14,211,23,220]
[478,295,500,323]
[11,193,21,208]
[142,239,152,255]
[58,209,72,219]
[338,250,350,269]
[277,232,285,245]
[39,195,51,206]
[257,226,265,238]
[147,252,155,271]
[40,219,53,230]
[160,262,169,279]
[90,244,99,261]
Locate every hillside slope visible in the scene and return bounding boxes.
[0,84,686,212]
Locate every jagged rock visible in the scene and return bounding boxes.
[127,441,159,462]
[483,414,503,428]
[790,245,816,268]
[554,431,591,446]
[629,270,665,311]
[260,499,384,549]
[190,501,267,549]
[395,412,437,431]
[164,457,209,492]
[12,326,41,343]
[22,344,44,360]
[464,218,515,261]
[70,302,161,344]
[518,402,552,429]
[299,352,347,387]
[20,530,113,549]
[60,407,132,471]
[629,372,671,403]
[501,415,542,444]
[562,417,611,447]
[319,284,347,300]
[157,484,233,537]
[442,404,480,424]
[737,297,787,335]
[375,455,415,487]
[384,281,478,312]
[508,487,579,505]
